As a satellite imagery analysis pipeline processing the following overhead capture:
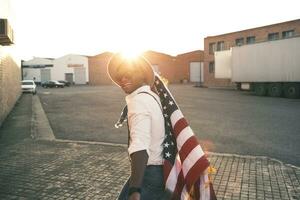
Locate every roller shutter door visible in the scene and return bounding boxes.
[74,67,86,84]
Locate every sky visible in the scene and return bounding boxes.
[9,0,300,60]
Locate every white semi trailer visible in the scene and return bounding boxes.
[215,36,300,98]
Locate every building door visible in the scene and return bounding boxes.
[40,68,51,82]
[74,67,86,84]
[189,62,203,82]
[65,73,73,84]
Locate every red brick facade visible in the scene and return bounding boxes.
[88,50,204,85]
[143,51,176,83]
[204,19,300,87]
[175,50,203,83]
[88,52,113,85]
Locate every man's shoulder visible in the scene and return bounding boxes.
[135,91,159,104]
[127,91,159,111]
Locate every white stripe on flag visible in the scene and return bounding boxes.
[180,186,189,200]
[199,171,211,200]
[176,126,193,150]
[166,155,181,192]
[170,109,184,127]
[182,145,205,177]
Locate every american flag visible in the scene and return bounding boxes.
[153,75,216,200]
[115,75,216,200]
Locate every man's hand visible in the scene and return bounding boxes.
[129,192,140,200]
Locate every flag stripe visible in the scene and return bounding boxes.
[173,170,185,199]
[180,186,189,200]
[182,145,205,177]
[200,172,211,200]
[163,160,173,183]
[210,183,217,200]
[170,109,184,127]
[176,126,193,151]
[185,155,210,191]
[165,157,181,193]
[179,136,200,162]
[173,118,189,138]
[195,178,200,199]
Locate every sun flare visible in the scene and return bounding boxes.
[118,49,144,60]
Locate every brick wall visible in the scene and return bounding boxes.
[88,52,113,85]
[88,50,204,85]
[143,51,177,83]
[204,19,300,87]
[175,50,204,82]
[0,46,21,126]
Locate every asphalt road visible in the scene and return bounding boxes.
[38,85,300,166]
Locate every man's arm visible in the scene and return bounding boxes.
[128,150,149,199]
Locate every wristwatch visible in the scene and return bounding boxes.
[128,187,141,196]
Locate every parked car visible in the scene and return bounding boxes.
[21,80,37,94]
[41,80,64,88]
[58,80,71,86]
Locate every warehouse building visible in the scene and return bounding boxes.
[175,50,204,84]
[22,57,54,83]
[0,0,21,126]
[22,54,89,85]
[204,19,300,87]
[88,50,204,85]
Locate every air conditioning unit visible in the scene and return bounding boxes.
[0,19,14,45]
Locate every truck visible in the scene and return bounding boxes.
[215,36,300,98]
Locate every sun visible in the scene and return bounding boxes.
[113,37,146,60]
[118,48,145,60]
[120,50,143,60]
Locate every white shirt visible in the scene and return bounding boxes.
[125,85,165,165]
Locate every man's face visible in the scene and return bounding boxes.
[116,65,145,94]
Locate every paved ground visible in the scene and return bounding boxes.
[0,92,299,199]
[1,139,300,200]
[38,85,300,166]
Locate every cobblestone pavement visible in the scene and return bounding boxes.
[0,139,299,200]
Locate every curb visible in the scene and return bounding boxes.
[31,95,55,141]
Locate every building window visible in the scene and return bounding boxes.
[217,41,225,51]
[282,30,295,39]
[209,62,215,73]
[246,36,256,44]
[235,38,244,46]
[209,43,216,54]
[268,32,279,41]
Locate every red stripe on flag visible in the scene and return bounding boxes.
[163,160,173,183]
[185,156,210,192]
[173,118,188,138]
[172,170,185,200]
[194,178,200,199]
[178,136,199,162]
[210,182,217,200]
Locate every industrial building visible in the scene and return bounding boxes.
[22,54,89,85]
[204,19,300,87]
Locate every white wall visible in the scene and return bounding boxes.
[53,54,89,83]
[232,37,300,82]
[23,68,41,81]
[215,50,232,79]
[22,57,54,82]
